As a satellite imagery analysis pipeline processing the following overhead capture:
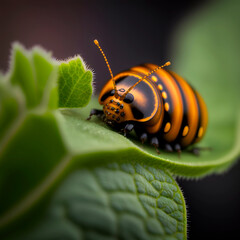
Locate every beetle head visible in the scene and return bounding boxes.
[102,89,134,125]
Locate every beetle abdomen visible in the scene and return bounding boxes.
[131,63,208,148]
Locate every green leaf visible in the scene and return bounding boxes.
[54,0,240,178]
[58,57,93,108]
[0,44,65,233]
[0,72,4,81]
[32,48,58,109]
[9,44,37,109]
[0,83,22,140]
[0,44,186,239]
[8,43,58,110]
[13,163,186,240]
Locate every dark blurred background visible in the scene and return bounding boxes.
[1,0,239,239]
[1,0,207,92]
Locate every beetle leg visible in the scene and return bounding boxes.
[174,144,181,158]
[124,123,134,137]
[188,146,212,156]
[140,133,148,144]
[165,144,173,152]
[87,109,104,120]
[191,148,200,156]
[151,137,160,154]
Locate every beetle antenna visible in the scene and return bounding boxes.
[94,39,119,98]
[120,61,171,100]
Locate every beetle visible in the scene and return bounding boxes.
[88,39,208,155]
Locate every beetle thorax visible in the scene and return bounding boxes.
[103,98,126,124]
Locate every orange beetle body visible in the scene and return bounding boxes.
[98,63,208,149]
[89,40,208,153]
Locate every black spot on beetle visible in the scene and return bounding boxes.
[132,107,144,119]
[123,93,134,103]
[101,90,115,102]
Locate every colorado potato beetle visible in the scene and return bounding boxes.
[88,40,208,155]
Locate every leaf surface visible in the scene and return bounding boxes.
[0,45,187,240]
[56,0,240,178]
[15,163,186,240]
[58,57,93,108]
[0,44,66,231]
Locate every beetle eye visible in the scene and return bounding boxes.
[110,90,115,96]
[123,93,134,103]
